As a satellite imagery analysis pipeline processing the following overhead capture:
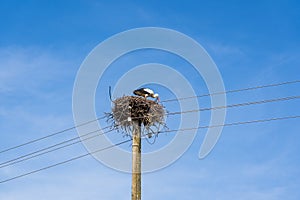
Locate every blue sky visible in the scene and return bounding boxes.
[1,0,300,199]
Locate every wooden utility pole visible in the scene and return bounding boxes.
[132,121,141,200]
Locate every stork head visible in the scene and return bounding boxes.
[153,93,160,102]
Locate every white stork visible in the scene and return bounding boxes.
[133,88,159,102]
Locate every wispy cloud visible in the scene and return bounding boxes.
[206,42,245,57]
[0,46,74,93]
[0,165,131,200]
[0,46,76,151]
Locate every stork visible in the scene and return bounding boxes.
[133,88,160,102]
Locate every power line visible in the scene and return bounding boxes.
[1,118,136,167]
[167,95,300,116]
[2,94,299,167]
[158,115,300,134]
[0,116,106,154]
[0,126,110,166]
[1,114,300,184]
[0,128,115,168]
[161,79,300,103]
[0,139,132,184]
[1,79,298,155]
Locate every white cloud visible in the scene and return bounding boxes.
[206,42,245,57]
[0,165,131,200]
[0,46,74,94]
[0,46,77,158]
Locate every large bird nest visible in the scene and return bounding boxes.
[106,96,166,137]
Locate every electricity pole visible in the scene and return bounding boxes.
[132,120,141,200]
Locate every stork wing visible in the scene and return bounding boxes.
[143,88,154,94]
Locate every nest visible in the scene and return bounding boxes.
[106,96,166,137]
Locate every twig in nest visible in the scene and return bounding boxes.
[108,96,166,138]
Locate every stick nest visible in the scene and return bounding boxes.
[106,96,166,136]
